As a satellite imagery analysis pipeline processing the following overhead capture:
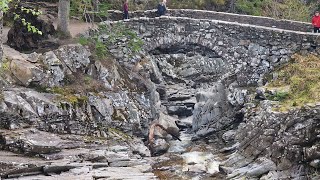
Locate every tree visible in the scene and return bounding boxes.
[229,0,236,13]
[0,0,11,62]
[57,0,71,38]
[0,11,3,62]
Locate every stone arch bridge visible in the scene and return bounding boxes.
[106,9,320,86]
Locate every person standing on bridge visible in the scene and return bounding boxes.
[312,11,320,33]
[123,0,129,20]
[157,0,167,17]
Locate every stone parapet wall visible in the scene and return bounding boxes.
[106,9,313,32]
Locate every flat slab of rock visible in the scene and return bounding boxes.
[0,128,67,154]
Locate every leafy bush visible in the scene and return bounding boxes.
[3,0,42,34]
[70,0,110,21]
[169,0,227,10]
[236,0,313,22]
[266,91,289,101]
[235,0,267,16]
[79,22,143,59]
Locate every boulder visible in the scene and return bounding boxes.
[0,129,63,155]
[10,59,44,86]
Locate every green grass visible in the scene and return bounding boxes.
[266,54,320,111]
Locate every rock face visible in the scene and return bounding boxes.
[0,43,159,179]
[1,9,320,179]
[0,128,155,179]
[221,101,320,179]
[192,83,236,136]
[1,44,154,137]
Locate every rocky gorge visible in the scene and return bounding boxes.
[0,9,319,180]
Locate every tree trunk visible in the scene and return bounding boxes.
[229,0,235,13]
[92,0,99,12]
[0,11,3,62]
[57,0,71,38]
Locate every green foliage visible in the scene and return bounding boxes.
[78,36,89,45]
[0,0,11,12]
[70,0,110,21]
[168,0,227,9]
[0,61,10,72]
[70,0,91,17]
[79,22,143,59]
[49,86,88,106]
[3,0,42,35]
[236,0,313,22]
[266,91,289,101]
[235,0,267,16]
[267,54,320,110]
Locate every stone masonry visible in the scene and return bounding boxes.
[108,13,320,86]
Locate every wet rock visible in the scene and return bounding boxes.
[151,139,169,156]
[153,113,180,140]
[182,151,220,175]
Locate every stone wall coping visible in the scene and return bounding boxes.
[107,9,311,27]
[170,9,311,25]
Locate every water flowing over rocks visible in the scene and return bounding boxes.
[1,9,320,179]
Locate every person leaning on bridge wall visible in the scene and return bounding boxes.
[157,0,167,17]
[123,0,129,19]
[312,11,320,33]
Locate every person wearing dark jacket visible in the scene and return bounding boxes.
[312,11,320,33]
[123,0,129,19]
[157,0,167,16]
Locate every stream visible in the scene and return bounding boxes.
[151,123,228,179]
